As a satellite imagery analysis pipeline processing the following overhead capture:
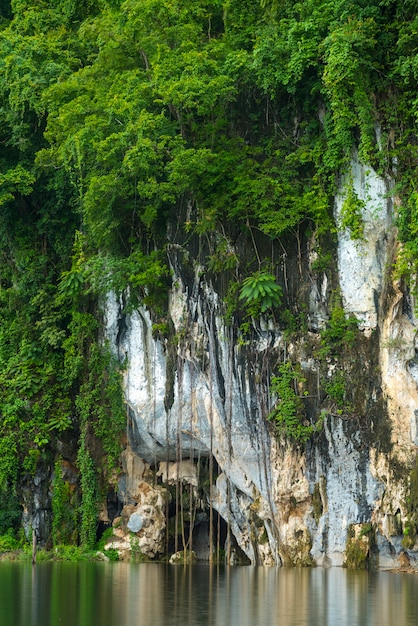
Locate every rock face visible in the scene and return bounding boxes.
[334,153,392,330]
[103,153,418,567]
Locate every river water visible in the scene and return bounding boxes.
[0,562,417,626]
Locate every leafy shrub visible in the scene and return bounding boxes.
[339,183,365,241]
[52,458,78,547]
[318,305,359,358]
[239,271,283,314]
[0,489,22,535]
[268,362,319,443]
[0,529,20,552]
[323,370,347,407]
[95,527,119,561]
[51,545,96,561]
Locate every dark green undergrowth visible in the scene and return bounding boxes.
[0,530,120,562]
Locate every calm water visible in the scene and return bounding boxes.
[0,562,417,626]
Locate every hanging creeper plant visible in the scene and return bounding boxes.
[77,429,98,549]
[268,362,321,444]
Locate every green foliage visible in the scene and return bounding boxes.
[59,269,85,301]
[0,165,35,206]
[0,528,21,552]
[318,304,359,359]
[77,432,98,550]
[223,280,240,326]
[95,527,119,561]
[103,546,120,561]
[395,188,418,289]
[48,545,102,561]
[279,308,299,336]
[408,456,418,514]
[207,236,239,273]
[0,488,21,535]
[359,522,373,538]
[345,535,369,570]
[0,434,19,492]
[268,361,318,443]
[76,342,126,471]
[339,181,365,241]
[322,16,379,166]
[402,456,418,548]
[239,271,283,314]
[130,533,147,563]
[51,545,94,561]
[323,370,347,408]
[310,249,333,274]
[51,458,78,546]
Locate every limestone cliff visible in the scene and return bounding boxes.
[103,152,418,568]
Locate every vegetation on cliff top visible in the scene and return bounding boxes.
[1,0,418,543]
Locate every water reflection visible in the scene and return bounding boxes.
[0,562,417,626]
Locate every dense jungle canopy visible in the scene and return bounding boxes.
[1,0,418,545]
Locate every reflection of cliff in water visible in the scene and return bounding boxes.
[2,563,418,626]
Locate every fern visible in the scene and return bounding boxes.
[239,271,283,313]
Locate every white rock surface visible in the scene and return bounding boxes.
[335,154,391,329]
